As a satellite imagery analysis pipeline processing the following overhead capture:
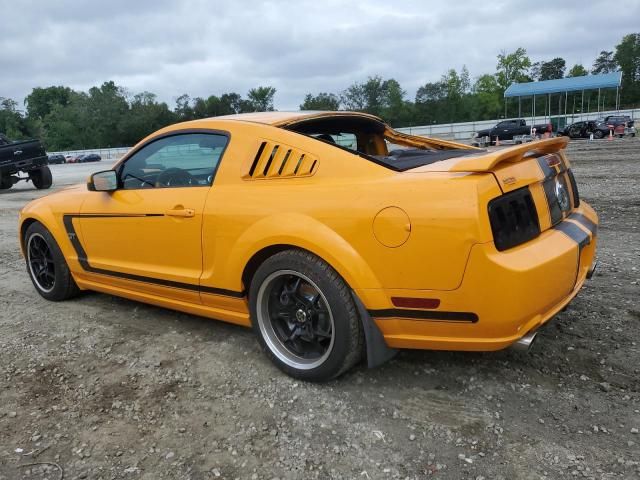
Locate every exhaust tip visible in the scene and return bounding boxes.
[511,331,538,353]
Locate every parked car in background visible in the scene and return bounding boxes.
[48,154,66,164]
[473,119,553,145]
[64,155,75,163]
[601,115,634,128]
[79,153,101,163]
[0,133,52,190]
[558,121,612,139]
[600,115,636,138]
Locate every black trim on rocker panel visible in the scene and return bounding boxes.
[368,308,479,323]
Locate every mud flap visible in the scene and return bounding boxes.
[351,291,398,368]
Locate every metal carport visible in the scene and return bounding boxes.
[504,72,623,126]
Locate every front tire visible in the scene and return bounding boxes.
[24,222,79,301]
[30,166,53,189]
[249,250,363,381]
[594,130,604,139]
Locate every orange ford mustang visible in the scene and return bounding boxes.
[18,111,598,381]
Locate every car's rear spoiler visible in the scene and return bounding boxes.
[448,136,569,172]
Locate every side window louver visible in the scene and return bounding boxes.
[246,141,318,179]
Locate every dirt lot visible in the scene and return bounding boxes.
[1,141,639,480]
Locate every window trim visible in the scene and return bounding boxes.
[116,128,231,190]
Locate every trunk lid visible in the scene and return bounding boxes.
[425,137,580,249]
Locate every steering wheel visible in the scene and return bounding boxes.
[155,168,197,187]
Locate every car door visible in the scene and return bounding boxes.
[569,122,583,138]
[75,131,229,303]
[498,121,514,140]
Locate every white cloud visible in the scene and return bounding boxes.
[1,0,638,110]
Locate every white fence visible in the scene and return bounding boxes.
[46,107,638,155]
[47,146,130,160]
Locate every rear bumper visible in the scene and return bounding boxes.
[357,202,598,351]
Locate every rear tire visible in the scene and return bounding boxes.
[30,166,53,189]
[594,130,604,139]
[24,222,79,301]
[249,249,364,381]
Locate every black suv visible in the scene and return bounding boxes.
[79,153,101,163]
[47,154,66,164]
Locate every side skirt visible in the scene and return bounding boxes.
[74,275,251,328]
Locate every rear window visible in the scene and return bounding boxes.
[286,115,479,172]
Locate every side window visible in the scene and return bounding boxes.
[119,133,228,190]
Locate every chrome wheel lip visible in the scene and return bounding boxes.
[27,232,55,293]
[256,270,335,371]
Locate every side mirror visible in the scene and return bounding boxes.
[88,170,118,192]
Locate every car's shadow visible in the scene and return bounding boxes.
[72,289,562,389]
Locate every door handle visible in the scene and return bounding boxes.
[14,150,23,155]
[165,208,195,218]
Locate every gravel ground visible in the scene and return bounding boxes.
[0,140,638,480]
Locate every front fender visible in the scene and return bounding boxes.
[18,185,85,266]
[220,213,384,293]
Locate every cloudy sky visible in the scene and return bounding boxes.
[1,0,638,110]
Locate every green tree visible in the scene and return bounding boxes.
[86,81,129,147]
[592,50,617,74]
[380,78,409,125]
[341,76,410,125]
[24,86,73,121]
[567,64,588,77]
[415,80,447,103]
[538,58,566,80]
[0,97,29,139]
[43,91,92,149]
[175,94,194,120]
[120,92,175,145]
[614,33,640,105]
[414,79,444,124]
[300,92,340,110]
[246,86,277,112]
[471,74,502,119]
[495,48,532,92]
[342,76,384,114]
[219,93,244,114]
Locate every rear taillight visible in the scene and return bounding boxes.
[567,169,580,208]
[488,187,541,251]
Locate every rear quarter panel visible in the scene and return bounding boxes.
[198,121,499,294]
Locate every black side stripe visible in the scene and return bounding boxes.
[553,221,590,250]
[369,309,478,323]
[568,212,597,237]
[62,214,244,298]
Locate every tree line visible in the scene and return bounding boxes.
[1,33,637,151]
